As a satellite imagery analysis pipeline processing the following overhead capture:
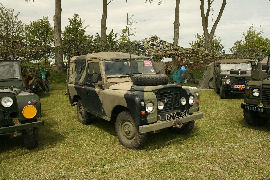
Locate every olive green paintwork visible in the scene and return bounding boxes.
[242,56,270,119]
[0,61,43,135]
[212,59,252,96]
[67,52,203,133]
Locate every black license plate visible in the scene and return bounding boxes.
[245,105,264,113]
[165,111,187,121]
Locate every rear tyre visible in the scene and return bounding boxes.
[23,128,38,150]
[115,111,147,149]
[77,101,92,125]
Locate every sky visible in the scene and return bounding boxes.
[1,0,270,53]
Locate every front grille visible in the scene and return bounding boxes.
[234,77,246,85]
[230,70,247,75]
[262,86,270,105]
[155,87,187,114]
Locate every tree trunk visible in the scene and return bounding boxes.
[173,0,180,47]
[54,0,64,72]
[172,0,180,69]
[200,0,226,51]
[101,0,107,50]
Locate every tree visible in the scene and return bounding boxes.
[190,34,224,55]
[230,26,270,59]
[62,14,92,60]
[173,0,180,47]
[0,4,25,60]
[25,0,64,72]
[54,0,64,72]
[200,0,226,51]
[101,0,109,49]
[25,17,53,62]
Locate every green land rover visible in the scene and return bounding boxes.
[241,56,270,125]
[67,52,203,149]
[0,60,43,149]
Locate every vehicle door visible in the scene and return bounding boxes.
[80,62,104,116]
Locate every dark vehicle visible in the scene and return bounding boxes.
[212,59,252,99]
[67,52,203,149]
[0,61,43,149]
[241,56,270,125]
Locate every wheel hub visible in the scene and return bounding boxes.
[121,122,135,140]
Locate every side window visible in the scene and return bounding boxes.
[84,62,102,84]
[75,59,86,84]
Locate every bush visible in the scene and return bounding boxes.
[49,70,66,83]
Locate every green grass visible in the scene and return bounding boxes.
[1,84,270,179]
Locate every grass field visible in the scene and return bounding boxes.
[1,83,270,179]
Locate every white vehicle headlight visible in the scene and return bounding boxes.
[189,96,194,105]
[226,79,230,84]
[157,101,164,110]
[146,102,154,113]
[180,97,186,105]
[252,89,260,97]
[1,97,13,107]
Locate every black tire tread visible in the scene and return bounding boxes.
[115,111,147,149]
[77,101,92,125]
[176,120,195,134]
[23,128,38,150]
[131,74,168,86]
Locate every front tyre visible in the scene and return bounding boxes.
[244,110,267,126]
[23,128,38,150]
[115,111,147,149]
[77,101,92,125]
[174,120,195,134]
[220,86,227,99]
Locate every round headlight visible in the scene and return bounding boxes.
[158,101,164,110]
[226,79,230,84]
[146,102,154,113]
[252,89,260,97]
[180,97,186,105]
[189,96,194,105]
[1,97,13,107]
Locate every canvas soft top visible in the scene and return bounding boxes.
[216,59,251,64]
[70,52,149,63]
[261,56,269,65]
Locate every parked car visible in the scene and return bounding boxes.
[211,59,252,99]
[67,52,203,149]
[241,55,270,125]
[0,60,43,149]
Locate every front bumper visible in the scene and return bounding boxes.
[224,85,245,93]
[139,112,203,133]
[241,103,270,114]
[0,121,44,134]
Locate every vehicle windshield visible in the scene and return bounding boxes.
[105,60,156,75]
[0,61,22,80]
[220,63,251,74]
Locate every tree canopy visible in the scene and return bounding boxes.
[62,14,92,59]
[190,34,225,55]
[230,26,270,59]
[25,17,54,61]
[0,4,25,60]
